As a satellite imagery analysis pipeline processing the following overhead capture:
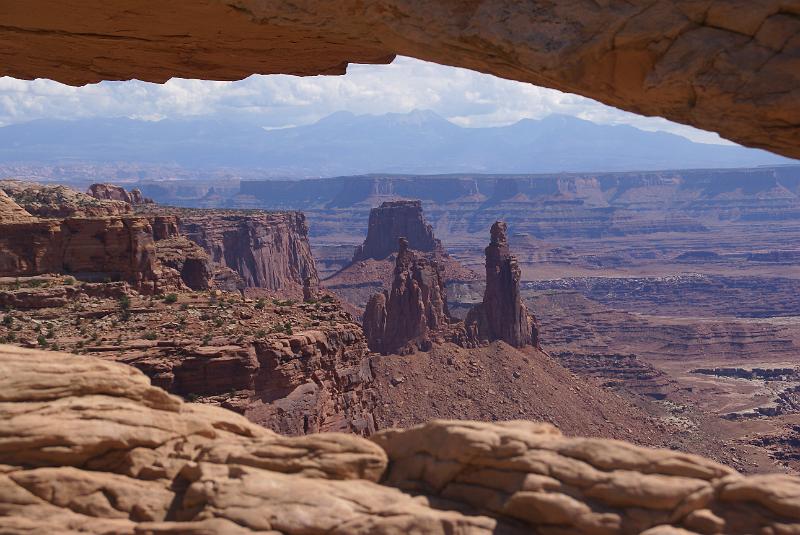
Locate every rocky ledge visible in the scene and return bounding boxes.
[1,344,799,535]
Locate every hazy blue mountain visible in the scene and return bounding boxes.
[0,110,792,175]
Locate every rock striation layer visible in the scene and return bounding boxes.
[363,238,453,354]
[179,209,319,298]
[466,221,539,348]
[352,200,440,262]
[0,1,797,158]
[1,344,800,535]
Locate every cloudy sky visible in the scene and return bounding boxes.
[0,56,729,144]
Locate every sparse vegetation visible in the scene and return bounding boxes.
[63,276,75,286]
[36,335,47,347]
[144,332,158,340]
[255,298,266,310]
[201,333,212,345]
[164,293,178,304]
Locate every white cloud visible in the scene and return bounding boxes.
[0,56,730,144]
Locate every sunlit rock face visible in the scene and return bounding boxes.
[465,221,540,348]
[2,344,800,535]
[0,1,798,157]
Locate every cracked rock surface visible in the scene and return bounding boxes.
[0,1,798,158]
[1,343,799,534]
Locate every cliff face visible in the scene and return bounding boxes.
[352,200,440,262]
[0,216,161,292]
[363,238,451,354]
[2,345,800,535]
[466,221,539,348]
[179,210,319,298]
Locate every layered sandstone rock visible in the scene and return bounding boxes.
[466,221,539,348]
[179,210,319,298]
[87,183,150,205]
[363,238,452,354]
[154,236,214,291]
[1,344,799,535]
[0,216,161,292]
[0,2,797,158]
[352,200,440,262]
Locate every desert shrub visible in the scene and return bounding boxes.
[255,298,266,310]
[118,295,131,310]
[36,335,47,347]
[2,314,12,327]
[164,293,178,304]
[63,277,75,286]
[201,333,212,346]
[144,332,158,340]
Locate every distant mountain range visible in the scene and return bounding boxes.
[0,110,793,175]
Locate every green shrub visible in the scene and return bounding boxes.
[164,293,178,304]
[2,314,12,327]
[144,332,158,341]
[255,298,266,310]
[63,277,75,286]
[36,335,47,347]
[118,295,131,311]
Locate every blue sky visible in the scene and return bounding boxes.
[0,56,730,145]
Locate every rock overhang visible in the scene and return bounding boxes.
[0,0,797,159]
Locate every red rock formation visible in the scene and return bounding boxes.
[154,236,214,291]
[179,210,319,298]
[352,200,440,262]
[363,237,453,355]
[466,221,539,348]
[0,216,161,292]
[87,183,150,205]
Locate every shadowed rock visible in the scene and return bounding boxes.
[352,200,440,262]
[466,221,539,348]
[363,237,451,354]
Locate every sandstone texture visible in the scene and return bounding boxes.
[154,236,214,291]
[178,209,319,298]
[466,221,540,348]
[352,200,440,262]
[0,216,161,291]
[0,2,797,158]
[363,238,453,354]
[1,344,799,535]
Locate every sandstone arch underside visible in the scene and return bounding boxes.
[1,0,798,159]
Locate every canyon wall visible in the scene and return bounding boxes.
[0,216,161,291]
[1,2,797,158]
[178,210,319,297]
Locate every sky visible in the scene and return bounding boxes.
[0,56,730,145]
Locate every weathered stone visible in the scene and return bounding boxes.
[179,209,319,298]
[1,347,799,535]
[352,200,440,262]
[363,238,451,355]
[465,221,539,348]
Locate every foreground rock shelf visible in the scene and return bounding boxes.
[1,344,798,534]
